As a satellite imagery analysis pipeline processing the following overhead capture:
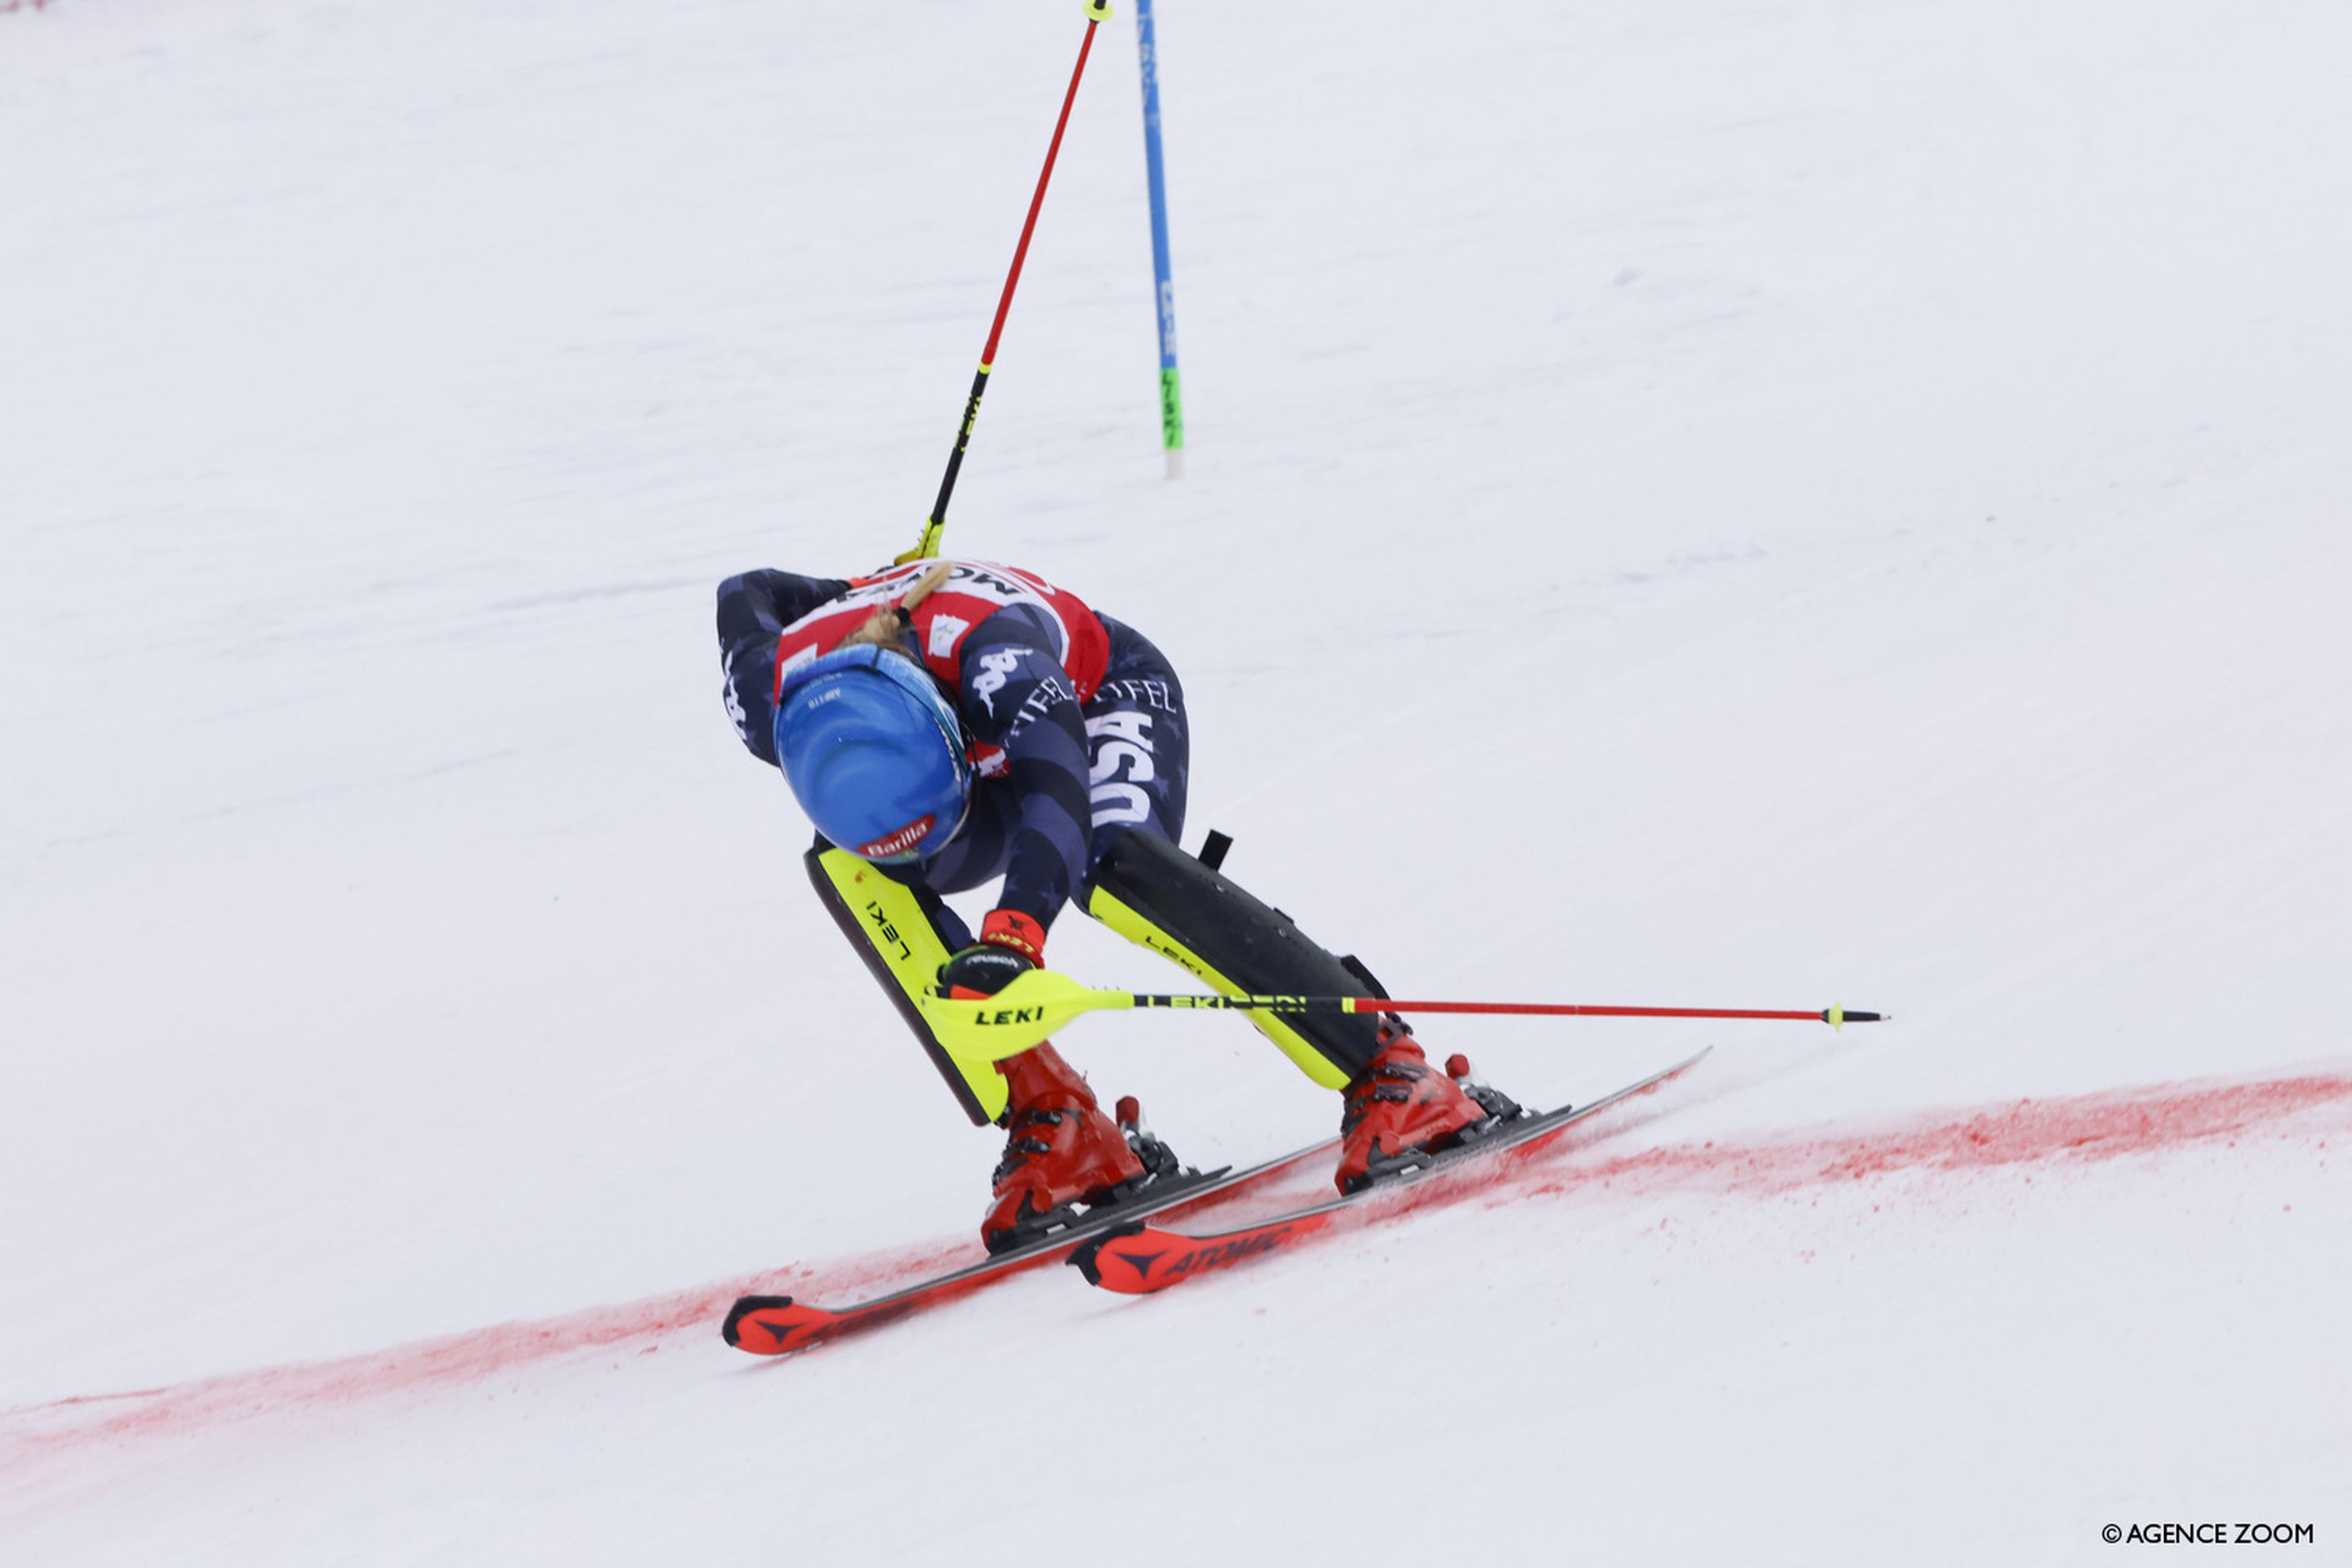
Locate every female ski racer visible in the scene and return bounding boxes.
[717,558,1517,1251]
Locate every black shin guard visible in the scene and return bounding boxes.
[804,844,1006,1126]
[1082,831,1383,1086]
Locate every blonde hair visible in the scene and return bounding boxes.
[828,560,954,658]
[831,607,913,654]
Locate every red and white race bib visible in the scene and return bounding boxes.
[771,560,1110,703]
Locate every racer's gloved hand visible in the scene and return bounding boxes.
[939,944,1033,997]
[939,909,1045,997]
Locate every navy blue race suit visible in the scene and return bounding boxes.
[716,566,1189,943]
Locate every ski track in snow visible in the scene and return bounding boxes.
[1526,1065,2351,1198]
[9,1064,2341,1489]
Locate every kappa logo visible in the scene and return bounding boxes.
[970,648,1021,716]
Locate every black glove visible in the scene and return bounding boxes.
[938,942,1036,997]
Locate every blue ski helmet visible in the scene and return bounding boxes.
[773,645,973,862]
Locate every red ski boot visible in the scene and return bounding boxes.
[983,1043,1163,1254]
[1334,1022,1514,1194]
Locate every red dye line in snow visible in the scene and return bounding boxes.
[0,1233,972,1472]
[7,1070,2343,1472]
[1528,1070,2351,1202]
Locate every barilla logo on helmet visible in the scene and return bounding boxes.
[858,817,937,861]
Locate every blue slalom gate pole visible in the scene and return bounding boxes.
[1134,0,1186,477]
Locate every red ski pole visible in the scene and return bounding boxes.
[1125,996,1887,1027]
[899,0,1115,565]
[922,973,1887,1064]
[1309,1000,1883,1025]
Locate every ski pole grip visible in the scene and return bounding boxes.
[886,561,956,633]
[897,561,954,616]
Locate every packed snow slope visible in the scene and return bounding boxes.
[4,0,2347,1561]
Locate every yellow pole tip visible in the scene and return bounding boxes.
[1084,1,1112,19]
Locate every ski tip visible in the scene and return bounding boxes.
[721,1294,797,1350]
[1636,1046,1713,1094]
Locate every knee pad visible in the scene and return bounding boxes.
[805,845,1009,1126]
[1081,831,1381,1087]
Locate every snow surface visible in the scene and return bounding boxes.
[3,0,2348,1561]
